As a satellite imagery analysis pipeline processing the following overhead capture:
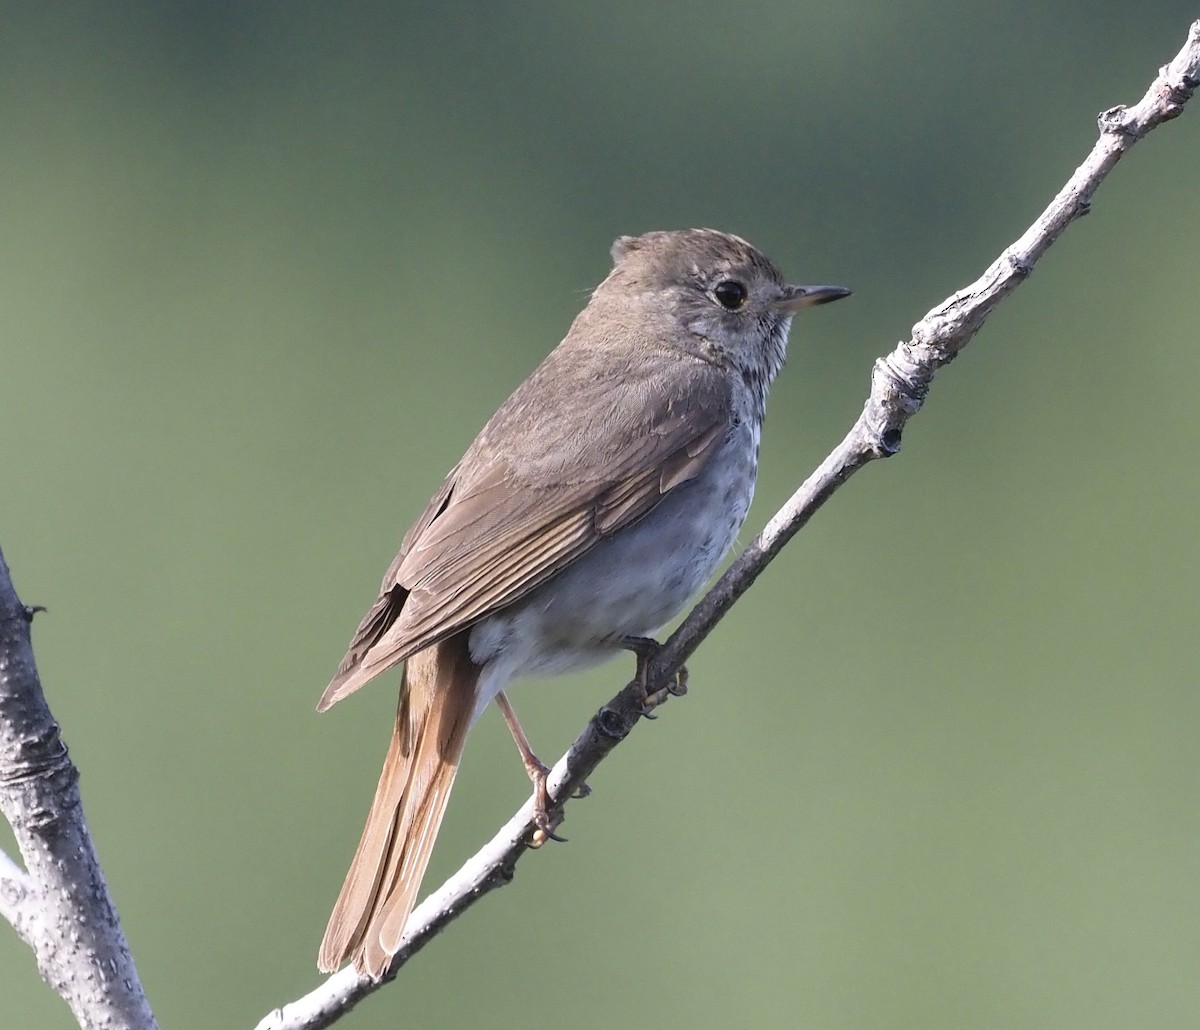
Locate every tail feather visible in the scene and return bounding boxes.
[318,635,479,979]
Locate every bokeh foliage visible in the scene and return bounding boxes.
[2,4,1198,1028]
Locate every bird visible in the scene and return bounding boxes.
[316,228,849,979]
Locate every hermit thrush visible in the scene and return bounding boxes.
[317,229,849,979]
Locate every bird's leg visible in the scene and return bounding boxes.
[618,635,688,717]
[495,691,589,846]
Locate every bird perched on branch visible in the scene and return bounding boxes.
[317,228,850,980]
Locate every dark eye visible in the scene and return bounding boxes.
[712,279,748,310]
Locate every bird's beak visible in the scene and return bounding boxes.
[774,284,852,313]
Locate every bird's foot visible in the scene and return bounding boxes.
[526,757,568,846]
[641,664,689,714]
[496,690,587,845]
[525,756,590,846]
[619,636,688,717]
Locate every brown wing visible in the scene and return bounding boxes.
[318,355,731,711]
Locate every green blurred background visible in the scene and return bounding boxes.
[3,3,1199,1028]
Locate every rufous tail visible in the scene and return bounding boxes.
[318,634,479,980]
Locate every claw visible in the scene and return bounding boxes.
[640,681,679,712]
[669,665,689,697]
[532,816,568,845]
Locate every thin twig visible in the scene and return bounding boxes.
[0,847,36,948]
[0,549,159,1030]
[254,19,1200,1030]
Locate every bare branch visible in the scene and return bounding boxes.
[0,548,158,1030]
[257,19,1200,1030]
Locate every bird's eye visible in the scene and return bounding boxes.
[712,279,748,310]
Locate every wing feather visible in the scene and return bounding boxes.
[320,356,733,709]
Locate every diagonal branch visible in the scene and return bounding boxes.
[0,550,158,1030]
[255,19,1200,1030]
